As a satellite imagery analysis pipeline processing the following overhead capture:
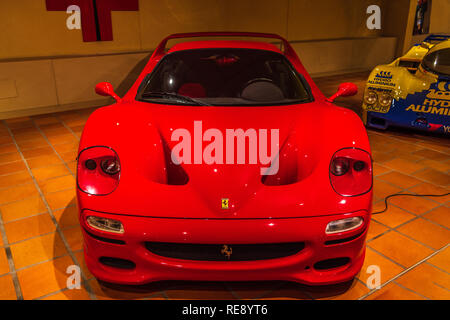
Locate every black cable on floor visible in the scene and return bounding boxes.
[372,192,450,215]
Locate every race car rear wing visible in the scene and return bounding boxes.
[151,32,298,61]
[423,34,450,43]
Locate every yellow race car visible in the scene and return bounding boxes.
[362,34,450,135]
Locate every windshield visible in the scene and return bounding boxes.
[137,48,312,106]
[422,47,450,76]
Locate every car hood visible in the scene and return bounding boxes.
[78,101,371,219]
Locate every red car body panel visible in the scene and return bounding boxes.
[80,209,369,285]
[77,32,373,285]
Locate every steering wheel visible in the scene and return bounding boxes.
[241,78,275,92]
[240,78,284,101]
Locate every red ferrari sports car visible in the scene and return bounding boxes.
[77,32,373,286]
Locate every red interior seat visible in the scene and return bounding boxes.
[178,83,206,98]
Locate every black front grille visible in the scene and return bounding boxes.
[145,242,305,261]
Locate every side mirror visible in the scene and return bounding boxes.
[95,82,122,103]
[327,82,358,102]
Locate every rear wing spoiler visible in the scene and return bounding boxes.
[150,32,298,60]
[423,34,450,43]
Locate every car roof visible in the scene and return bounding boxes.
[167,40,283,54]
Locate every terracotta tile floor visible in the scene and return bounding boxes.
[0,72,448,300]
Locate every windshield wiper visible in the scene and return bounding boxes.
[141,92,211,106]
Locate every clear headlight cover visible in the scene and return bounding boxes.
[329,148,372,197]
[325,217,363,234]
[77,146,120,195]
[86,216,124,234]
[378,93,393,107]
[364,90,377,105]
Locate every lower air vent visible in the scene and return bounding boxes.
[314,257,350,270]
[99,257,136,269]
[324,230,365,246]
[370,117,386,127]
[145,242,305,261]
[84,229,126,245]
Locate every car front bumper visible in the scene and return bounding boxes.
[80,209,370,286]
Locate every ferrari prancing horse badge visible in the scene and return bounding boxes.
[221,198,229,209]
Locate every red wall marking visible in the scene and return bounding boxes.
[46,0,139,42]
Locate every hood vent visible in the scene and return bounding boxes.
[161,135,189,185]
[262,135,299,186]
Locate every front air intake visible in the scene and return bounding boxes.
[99,257,136,269]
[314,257,350,270]
[145,242,305,261]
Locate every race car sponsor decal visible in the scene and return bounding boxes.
[396,80,449,132]
[404,81,450,117]
[376,71,393,79]
[368,70,396,87]
[427,81,450,99]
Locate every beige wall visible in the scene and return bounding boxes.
[222,0,289,37]
[2,0,448,60]
[1,0,448,118]
[429,0,450,33]
[0,0,141,60]
[0,53,148,119]
[0,0,394,60]
[139,0,228,51]
[288,0,384,41]
[292,37,396,75]
[382,0,417,56]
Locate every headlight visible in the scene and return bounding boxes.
[326,217,363,234]
[101,158,121,175]
[77,146,121,195]
[86,216,124,234]
[330,157,350,176]
[378,93,392,107]
[329,148,372,197]
[364,90,377,105]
